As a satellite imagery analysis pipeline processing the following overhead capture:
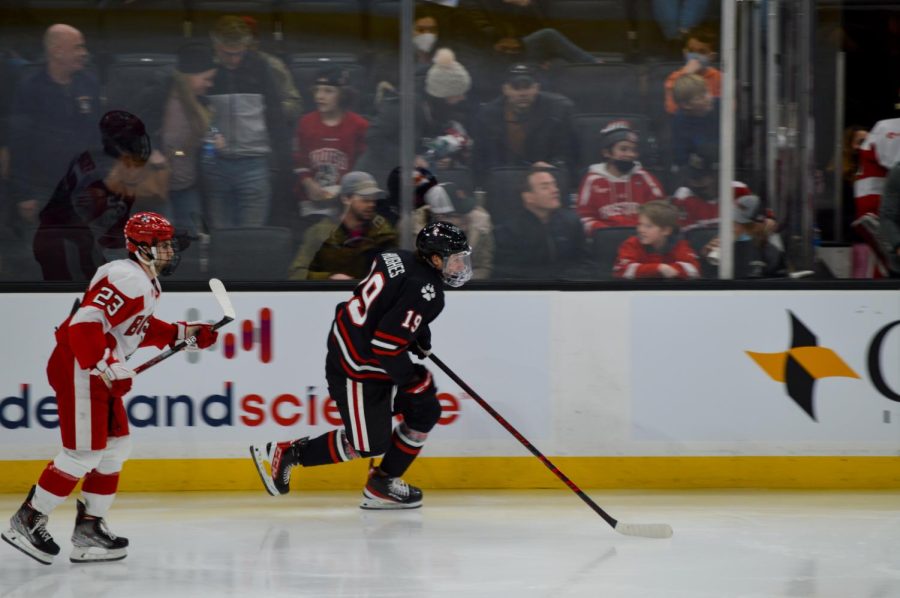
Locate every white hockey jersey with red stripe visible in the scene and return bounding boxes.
[60,259,177,371]
[854,118,900,218]
[576,162,665,232]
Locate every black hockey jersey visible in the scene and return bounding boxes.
[327,249,445,386]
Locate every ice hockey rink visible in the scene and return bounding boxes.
[0,489,898,598]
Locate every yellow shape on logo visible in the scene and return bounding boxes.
[746,347,859,382]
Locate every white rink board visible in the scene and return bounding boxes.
[0,289,899,459]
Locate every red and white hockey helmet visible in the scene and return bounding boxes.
[125,211,174,254]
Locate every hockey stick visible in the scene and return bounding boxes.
[428,353,673,539]
[133,278,236,375]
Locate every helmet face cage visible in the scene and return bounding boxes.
[416,221,472,287]
[442,250,473,287]
[124,212,180,276]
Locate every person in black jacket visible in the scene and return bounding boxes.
[471,64,576,192]
[493,167,591,280]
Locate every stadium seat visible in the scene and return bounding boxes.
[644,61,683,122]
[280,0,364,53]
[684,225,718,256]
[100,0,188,55]
[105,53,177,114]
[590,226,634,279]
[209,226,293,281]
[553,63,641,114]
[486,166,529,220]
[540,0,629,53]
[435,167,473,195]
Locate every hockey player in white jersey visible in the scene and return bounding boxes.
[2,212,219,565]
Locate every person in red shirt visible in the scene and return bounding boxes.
[613,200,700,279]
[293,65,369,221]
[576,120,666,232]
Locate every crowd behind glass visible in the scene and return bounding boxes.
[1,0,884,284]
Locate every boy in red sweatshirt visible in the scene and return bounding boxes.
[613,200,700,279]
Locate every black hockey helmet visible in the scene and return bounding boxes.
[416,221,472,287]
[100,110,151,162]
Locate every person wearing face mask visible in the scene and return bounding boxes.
[575,120,665,232]
[664,24,721,115]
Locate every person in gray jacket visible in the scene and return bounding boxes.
[203,16,288,228]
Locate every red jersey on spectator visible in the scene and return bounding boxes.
[672,181,753,231]
[854,118,900,219]
[613,236,700,279]
[293,111,369,193]
[576,162,665,232]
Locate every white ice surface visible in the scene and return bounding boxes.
[0,490,898,598]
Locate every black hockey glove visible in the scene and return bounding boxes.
[398,364,436,400]
[409,340,431,359]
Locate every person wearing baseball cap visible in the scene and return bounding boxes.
[576,120,666,231]
[293,63,369,222]
[288,171,397,281]
[471,62,576,192]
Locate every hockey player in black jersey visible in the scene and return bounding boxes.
[251,221,472,509]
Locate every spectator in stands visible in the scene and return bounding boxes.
[288,172,397,280]
[293,65,369,226]
[404,181,494,279]
[576,120,665,232]
[421,49,475,170]
[876,161,900,276]
[493,167,590,280]
[613,200,700,279]
[671,73,719,170]
[472,64,575,190]
[372,5,445,91]
[653,1,713,43]
[462,0,597,65]
[822,125,867,242]
[664,24,720,114]
[135,41,217,235]
[9,24,100,228]
[32,111,149,281]
[204,16,288,229]
[240,15,303,128]
[357,49,474,186]
[671,151,757,232]
[378,166,439,227]
[700,194,786,279]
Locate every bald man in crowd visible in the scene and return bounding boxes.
[9,24,101,228]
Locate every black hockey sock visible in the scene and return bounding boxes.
[378,424,427,478]
[300,430,357,467]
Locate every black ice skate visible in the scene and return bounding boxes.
[70,500,128,563]
[360,464,423,510]
[250,438,307,496]
[1,486,60,565]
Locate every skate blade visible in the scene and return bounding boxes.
[249,445,279,497]
[2,529,55,565]
[70,546,127,563]
[359,491,422,510]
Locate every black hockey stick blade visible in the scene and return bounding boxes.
[428,353,673,539]
[133,279,235,375]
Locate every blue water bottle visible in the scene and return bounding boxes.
[202,126,218,162]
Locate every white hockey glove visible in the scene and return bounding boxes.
[92,359,135,397]
[175,321,219,352]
